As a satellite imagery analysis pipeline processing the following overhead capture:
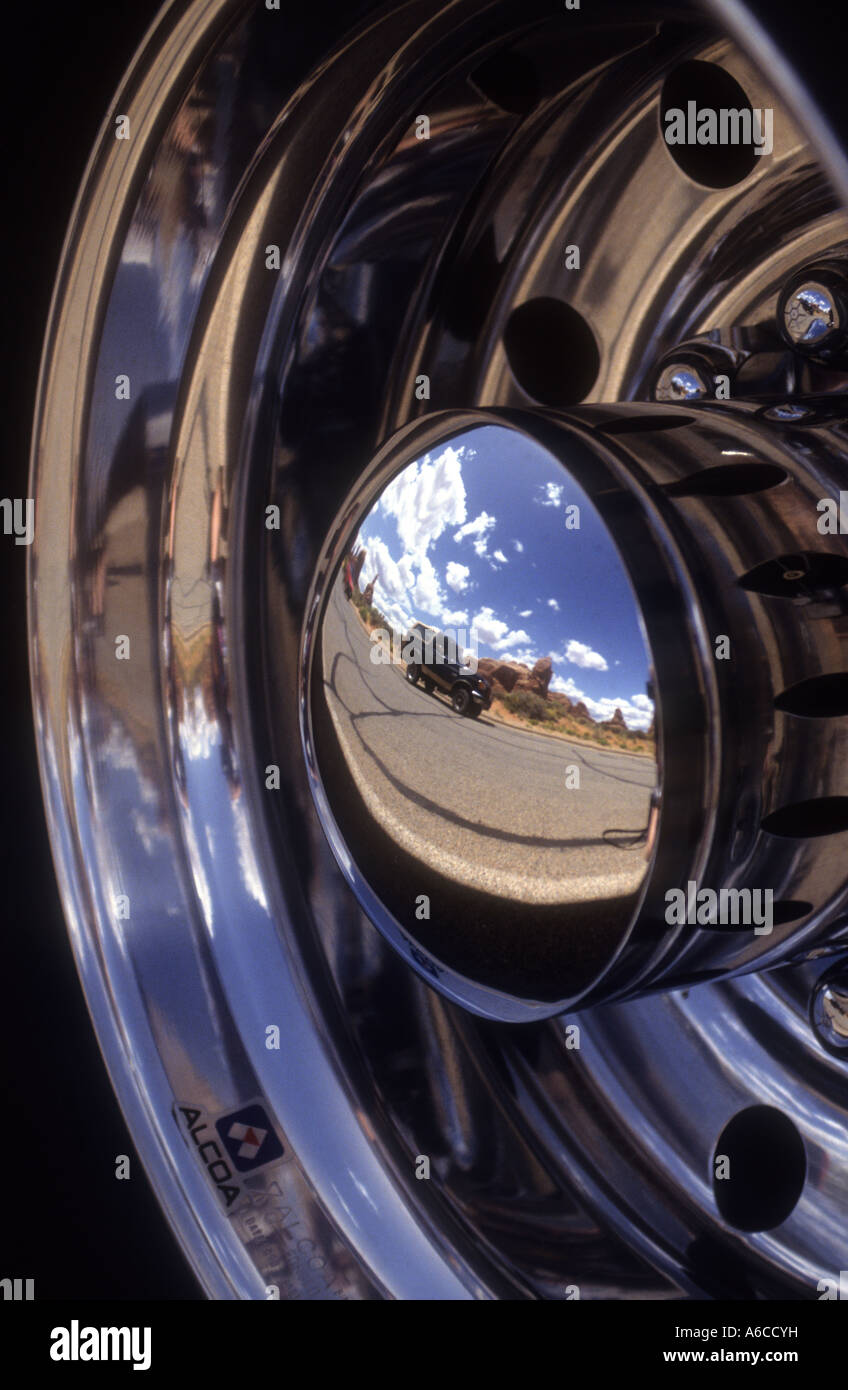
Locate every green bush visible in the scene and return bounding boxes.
[502,689,556,723]
[353,597,386,629]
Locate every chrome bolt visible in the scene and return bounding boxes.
[811,970,848,1053]
[783,283,838,347]
[652,341,741,403]
[654,364,709,402]
[779,265,848,356]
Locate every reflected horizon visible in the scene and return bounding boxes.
[314,427,658,921]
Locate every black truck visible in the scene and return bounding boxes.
[402,622,492,717]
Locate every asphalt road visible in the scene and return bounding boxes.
[320,584,657,904]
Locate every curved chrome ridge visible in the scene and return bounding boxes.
[27,0,848,1299]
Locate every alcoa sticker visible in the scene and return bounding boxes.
[174,1098,286,1210]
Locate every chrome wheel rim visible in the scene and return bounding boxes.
[29,0,848,1298]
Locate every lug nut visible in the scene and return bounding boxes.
[654,364,709,402]
[652,341,740,403]
[779,265,848,357]
[783,285,837,347]
[811,968,848,1054]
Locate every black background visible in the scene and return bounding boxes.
[0,0,198,1300]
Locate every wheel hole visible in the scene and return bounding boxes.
[664,463,787,497]
[713,1107,805,1232]
[503,298,599,405]
[660,61,762,188]
[771,899,814,926]
[762,797,848,838]
[775,674,848,718]
[738,552,848,597]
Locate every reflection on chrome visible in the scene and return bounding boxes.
[311,427,658,999]
[31,0,848,1304]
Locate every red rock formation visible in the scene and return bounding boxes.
[362,578,377,606]
[477,659,523,693]
[351,548,366,587]
[531,656,553,696]
[603,707,627,729]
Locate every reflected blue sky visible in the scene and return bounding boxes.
[356,426,654,730]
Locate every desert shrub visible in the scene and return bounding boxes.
[356,601,385,629]
[502,689,555,723]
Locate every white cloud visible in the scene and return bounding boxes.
[561,639,608,672]
[372,446,468,560]
[361,535,414,605]
[445,561,470,594]
[535,481,563,508]
[513,540,524,553]
[358,535,444,630]
[397,554,415,589]
[377,598,414,635]
[470,607,533,653]
[551,675,583,698]
[547,598,560,611]
[455,511,496,542]
[494,628,531,651]
[549,675,655,732]
[412,555,445,617]
[497,647,537,667]
[584,695,654,731]
[454,511,496,556]
[441,609,469,627]
[493,549,508,564]
[519,609,533,618]
[471,606,509,645]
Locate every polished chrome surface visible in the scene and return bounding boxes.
[27,0,848,1300]
[307,422,657,1016]
[783,283,840,348]
[308,399,848,1020]
[652,340,747,401]
[811,968,848,1055]
[778,264,848,360]
[655,364,709,400]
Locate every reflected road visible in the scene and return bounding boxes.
[321,584,657,904]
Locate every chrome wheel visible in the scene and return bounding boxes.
[29,0,848,1299]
